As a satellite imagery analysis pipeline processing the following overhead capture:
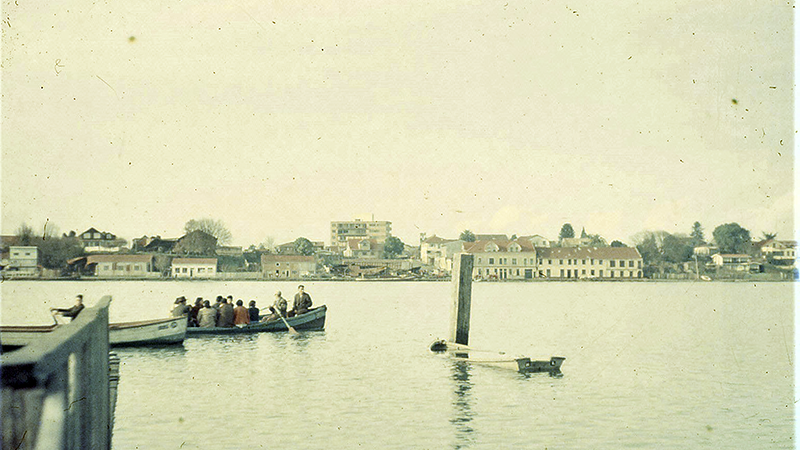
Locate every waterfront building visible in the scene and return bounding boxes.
[79,227,122,252]
[420,236,466,274]
[465,239,538,280]
[536,247,644,279]
[261,254,317,279]
[330,218,392,251]
[711,254,754,271]
[757,239,797,263]
[343,238,383,258]
[693,244,718,257]
[83,254,156,277]
[6,246,39,277]
[171,258,217,278]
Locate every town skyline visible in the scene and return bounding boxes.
[2,1,794,250]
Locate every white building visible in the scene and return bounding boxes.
[330,218,392,250]
[7,246,39,276]
[85,254,156,278]
[171,258,217,278]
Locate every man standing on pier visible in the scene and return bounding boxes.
[50,294,85,322]
[290,285,312,317]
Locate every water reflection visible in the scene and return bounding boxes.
[115,344,188,360]
[450,361,476,449]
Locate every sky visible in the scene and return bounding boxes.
[1,0,795,247]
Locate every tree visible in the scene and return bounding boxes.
[184,218,232,245]
[383,236,405,258]
[459,230,476,242]
[16,223,35,246]
[260,236,276,252]
[690,222,705,246]
[712,223,751,254]
[174,230,217,255]
[610,240,627,247]
[559,223,575,240]
[662,233,693,263]
[587,234,607,247]
[293,237,315,256]
[762,232,777,241]
[635,232,661,265]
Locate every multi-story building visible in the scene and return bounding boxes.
[536,247,643,279]
[465,239,538,280]
[711,254,753,271]
[261,254,317,279]
[420,236,465,273]
[79,227,121,252]
[343,238,383,258]
[330,219,392,251]
[758,239,797,263]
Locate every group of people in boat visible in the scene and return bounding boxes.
[170,285,313,328]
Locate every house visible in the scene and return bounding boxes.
[343,238,383,258]
[6,246,39,276]
[521,235,552,248]
[83,254,156,278]
[693,244,718,257]
[711,254,754,271]
[465,239,538,280]
[275,240,325,255]
[559,237,592,248]
[173,230,217,256]
[757,240,797,264]
[79,228,122,252]
[536,247,644,279]
[420,235,457,265]
[261,254,317,279]
[171,258,218,278]
[134,236,178,253]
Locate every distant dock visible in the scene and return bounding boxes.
[1,296,119,450]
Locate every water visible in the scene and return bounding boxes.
[2,280,794,449]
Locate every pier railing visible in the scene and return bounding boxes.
[2,296,112,450]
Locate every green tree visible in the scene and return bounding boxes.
[383,236,405,258]
[635,232,661,265]
[587,234,607,247]
[762,231,777,240]
[294,237,315,256]
[610,240,627,247]
[690,222,705,245]
[712,223,751,254]
[184,218,232,245]
[559,223,575,240]
[459,230,476,242]
[662,233,693,263]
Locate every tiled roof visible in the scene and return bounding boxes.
[423,235,454,244]
[85,254,154,264]
[347,238,378,249]
[261,255,315,263]
[464,239,536,253]
[172,258,218,264]
[537,247,642,259]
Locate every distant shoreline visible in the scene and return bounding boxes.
[2,277,794,283]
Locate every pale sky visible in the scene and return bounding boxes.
[1,1,794,247]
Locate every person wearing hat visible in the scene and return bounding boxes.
[171,296,189,317]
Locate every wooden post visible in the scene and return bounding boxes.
[449,253,474,345]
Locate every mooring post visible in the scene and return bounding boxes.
[449,253,474,345]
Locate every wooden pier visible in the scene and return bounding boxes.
[1,296,118,450]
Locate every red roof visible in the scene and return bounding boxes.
[464,239,535,253]
[537,247,642,259]
[172,258,218,265]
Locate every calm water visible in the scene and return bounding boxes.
[2,280,795,449]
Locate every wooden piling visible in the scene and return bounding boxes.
[449,253,474,345]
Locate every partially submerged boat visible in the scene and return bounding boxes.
[1,316,188,347]
[186,305,327,335]
[430,340,565,373]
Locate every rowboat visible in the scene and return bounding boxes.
[0,316,187,347]
[186,305,327,336]
[429,340,565,373]
[108,317,187,346]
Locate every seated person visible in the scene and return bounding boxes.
[50,295,85,322]
[264,291,288,321]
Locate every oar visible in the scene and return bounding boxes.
[278,313,300,335]
[260,307,299,335]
